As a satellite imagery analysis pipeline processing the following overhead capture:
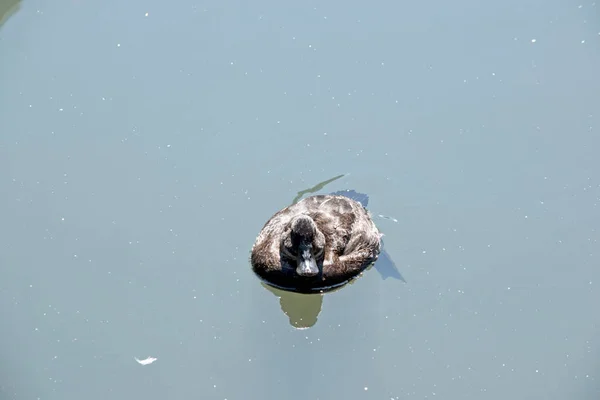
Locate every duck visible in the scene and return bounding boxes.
[250,194,382,293]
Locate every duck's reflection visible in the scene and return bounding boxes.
[260,283,323,329]
[259,263,374,329]
[0,0,21,30]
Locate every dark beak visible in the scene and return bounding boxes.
[296,245,319,277]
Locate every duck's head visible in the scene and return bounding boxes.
[288,215,325,277]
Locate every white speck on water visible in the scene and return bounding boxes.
[61,217,65,221]
[581,40,585,44]
[531,39,537,43]
[166,144,171,148]
[145,12,149,16]
[364,387,368,391]
[117,43,121,47]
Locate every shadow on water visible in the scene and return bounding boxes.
[0,0,21,29]
[290,174,346,205]
[257,174,405,329]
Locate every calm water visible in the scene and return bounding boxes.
[1,0,599,399]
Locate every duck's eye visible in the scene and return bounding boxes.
[282,246,296,259]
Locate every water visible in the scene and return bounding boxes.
[1,0,599,398]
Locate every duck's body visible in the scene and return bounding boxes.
[250,195,382,292]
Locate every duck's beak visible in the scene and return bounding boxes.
[296,244,319,277]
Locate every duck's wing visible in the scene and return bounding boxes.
[330,190,405,282]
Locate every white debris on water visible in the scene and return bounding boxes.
[135,356,157,366]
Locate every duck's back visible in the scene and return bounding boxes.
[301,195,376,248]
[295,194,361,215]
